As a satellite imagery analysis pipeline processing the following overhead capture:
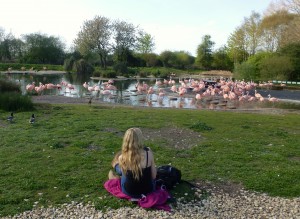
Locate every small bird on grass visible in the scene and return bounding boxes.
[88,97,93,106]
[29,114,35,124]
[7,112,14,123]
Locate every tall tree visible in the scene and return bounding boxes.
[195,35,215,70]
[261,10,296,51]
[282,0,300,14]
[159,50,176,68]
[227,26,249,64]
[22,33,65,64]
[244,11,263,55]
[212,46,234,71]
[0,30,24,62]
[112,20,137,63]
[74,16,111,69]
[135,30,155,54]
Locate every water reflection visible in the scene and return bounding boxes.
[2,72,299,110]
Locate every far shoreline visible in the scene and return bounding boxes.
[0,70,67,75]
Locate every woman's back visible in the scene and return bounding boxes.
[111,128,157,198]
[122,147,153,197]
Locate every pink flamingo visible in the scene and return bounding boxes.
[268,94,278,102]
[155,79,162,87]
[177,87,187,97]
[26,82,35,92]
[105,84,117,90]
[83,82,89,89]
[157,88,165,99]
[170,85,177,93]
[195,94,202,103]
[254,90,263,100]
[146,87,154,100]
[101,90,112,95]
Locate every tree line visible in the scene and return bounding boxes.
[0,0,299,81]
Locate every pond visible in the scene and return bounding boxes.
[2,72,300,110]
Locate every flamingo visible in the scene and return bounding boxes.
[157,88,165,100]
[177,87,187,97]
[170,85,177,93]
[195,94,202,103]
[88,86,95,92]
[26,82,35,92]
[146,87,154,100]
[105,84,117,90]
[155,79,162,87]
[101,90,112,95]
[108,79,114,84]
[268,94,278,102]
[83,82,89,89]
[254,90,263,99]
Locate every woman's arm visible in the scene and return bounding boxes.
[111,151,121,168]
[149,150,157,179]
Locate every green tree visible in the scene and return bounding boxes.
[159,50,176,68]
[227,26,249,64]
[244,11,263,55]
[0,31,24,62]
[112,20,136,64]
[259,55,294,80]
[234,61,257,81]
[279,42,300,80]
[135,53,160,67]
[135,30,155,54]
[173,51,195,69]
[261,10,296,51]
[212,46,234,71]
[74,16,111,69]
[195,35,215,70]
[22,33,65,64]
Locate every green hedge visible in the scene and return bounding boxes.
[0,79,34,111]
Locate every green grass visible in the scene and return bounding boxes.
[0,104,299,216]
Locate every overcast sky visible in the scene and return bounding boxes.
[0,0,273,56]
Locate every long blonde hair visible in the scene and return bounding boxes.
[119,128,144,180]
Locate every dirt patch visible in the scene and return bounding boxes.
[142,126,203,149]
[102,126,203,150]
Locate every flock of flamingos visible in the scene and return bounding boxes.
[25,77,281,109]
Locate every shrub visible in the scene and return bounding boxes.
[0,79,34,111]
[0,79,21,93]
[102,71,117,78]
[113,62,128,75]
[0,92,34,111]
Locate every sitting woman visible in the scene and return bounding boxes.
[109,127,157,198]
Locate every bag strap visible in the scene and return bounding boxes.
[146,150,148,167]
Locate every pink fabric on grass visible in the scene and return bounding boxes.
[104,179,171,211]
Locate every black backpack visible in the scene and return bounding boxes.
[156,165,182,190]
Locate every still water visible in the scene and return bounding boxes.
[2,72,300,110]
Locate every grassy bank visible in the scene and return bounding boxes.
[0,103,299,216]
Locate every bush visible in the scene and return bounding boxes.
[102,71,117,78]
[113,62,128,75]
[0,79,34,111]
[0,92,34,111]
[93,71,101,77]
[0,79,21,93]
[73,59,94,75]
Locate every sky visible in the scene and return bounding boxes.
[0,0,273,56]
